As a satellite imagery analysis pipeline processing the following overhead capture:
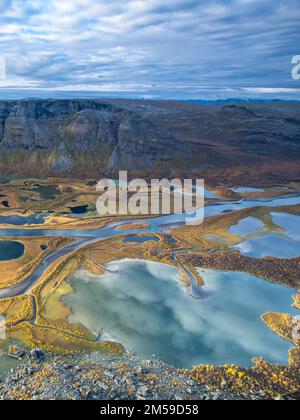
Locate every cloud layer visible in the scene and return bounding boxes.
[0,0,299,99]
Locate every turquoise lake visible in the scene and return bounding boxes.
[64,259,297,369]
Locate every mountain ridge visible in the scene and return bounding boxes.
[0,99,299,183]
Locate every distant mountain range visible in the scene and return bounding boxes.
[183,98,300,105]
[0,99,299,183]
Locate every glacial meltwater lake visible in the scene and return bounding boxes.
[64,259,297,369]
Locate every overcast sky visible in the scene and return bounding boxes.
[0,0,299,100]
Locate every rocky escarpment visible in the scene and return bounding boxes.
[0,100,188,175]
[0,99,300,180]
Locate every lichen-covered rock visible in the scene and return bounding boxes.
[8,345,27,360]
[0,352,298,400]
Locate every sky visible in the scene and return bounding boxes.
[0,0,299,100]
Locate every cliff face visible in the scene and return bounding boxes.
[0,100,188,175]
[0,99,299,179]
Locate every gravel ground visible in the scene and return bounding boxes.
[0,349,269,401]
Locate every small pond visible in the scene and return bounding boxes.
[31,184,61,200]
[0,213,47,226]
[68,205,89,215]
[0,240,25,260]
[124,235,159,243]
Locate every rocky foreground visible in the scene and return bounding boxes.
[0,349,297,401]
